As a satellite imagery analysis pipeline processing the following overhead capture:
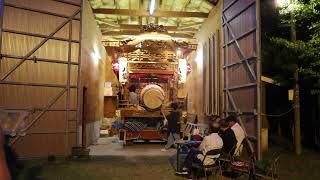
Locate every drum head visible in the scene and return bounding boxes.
[140,84,165,111]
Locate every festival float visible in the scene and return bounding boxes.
[104,24,196,145]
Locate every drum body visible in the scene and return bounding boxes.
[140,84,165,111]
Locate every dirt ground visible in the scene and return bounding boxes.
[15,145,320,180]
[17,156,183,180]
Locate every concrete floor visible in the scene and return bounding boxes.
[89,136,176,157]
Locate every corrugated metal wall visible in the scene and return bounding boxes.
[222,0,261,157]
[188,0,261,157]
[0,0,82,157]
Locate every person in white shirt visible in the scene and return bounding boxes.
[182,127,223,173]
[226,115,245,156]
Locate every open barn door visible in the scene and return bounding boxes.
[222,0,261,158]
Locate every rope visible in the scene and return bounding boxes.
[262,108,294,117]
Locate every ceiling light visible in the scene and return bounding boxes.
[136,32,172,41]
[149,0,156,15]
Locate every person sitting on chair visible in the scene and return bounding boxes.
[210,115,220,133]
[226,115,245,156]
[219,118,237,155]
[182,126,223,172]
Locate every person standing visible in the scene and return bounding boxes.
[161,102,181,151]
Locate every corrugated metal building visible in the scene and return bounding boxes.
[0,0,262,158]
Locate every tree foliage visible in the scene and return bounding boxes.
[262,0,320,91]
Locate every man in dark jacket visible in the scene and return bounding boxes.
[219,119,237,155]
[161,102,181,151]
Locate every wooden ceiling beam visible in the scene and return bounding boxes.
[101,31,194,39]
[93,8,209,18]
[99,24,198,32]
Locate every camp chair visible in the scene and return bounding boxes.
[190,148,223,180]
[227,150,280,180]
[218,140,253,179]
[219,139,244,164]
[218,143,237,163]
[253,154,280,180]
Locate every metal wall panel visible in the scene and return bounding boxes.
[203,33,220,116]
[0,0,82,157]
[222,0,261,158]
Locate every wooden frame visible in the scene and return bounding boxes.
[93,9,209,18]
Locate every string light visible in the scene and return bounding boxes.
[149,0,156,15]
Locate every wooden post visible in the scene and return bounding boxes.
[291,11,302,155]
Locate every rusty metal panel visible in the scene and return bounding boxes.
[222,0,261,158]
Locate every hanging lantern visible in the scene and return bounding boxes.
[178,59,187,84]
[118,57,128,83]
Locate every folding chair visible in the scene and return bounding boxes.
[191,148,222,180]
[217,143,237,166]
[253,154,280,180]
[219,140,242,164]
[218,140,249,179]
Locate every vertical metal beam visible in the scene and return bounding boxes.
[0,8,81,81]
[65,19,72,155]
[76,0,84,146]
[208,37,212,115]
[0,0,4,59]
[217,29,222,116]
[256,0,262,160]
[223,16,229,117]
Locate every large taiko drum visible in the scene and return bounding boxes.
[140,84,165,111]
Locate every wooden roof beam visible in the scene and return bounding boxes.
[99,24,198,32]
[101,31,195,39]
[93,9,209,18]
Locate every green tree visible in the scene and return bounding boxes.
[262,0,320,155]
